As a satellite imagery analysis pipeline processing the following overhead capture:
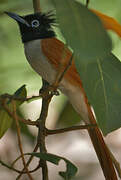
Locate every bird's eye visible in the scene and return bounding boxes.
[31,20,40,27]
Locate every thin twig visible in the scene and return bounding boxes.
[56,54,73,86]
[1,93,42,102]
[16,143,39,179]
[12,101,33,180]
[52,49,73,89]
[46,124,96,135]
[0,159,40,174]
[0,160,22,173]
[2,100,37,126]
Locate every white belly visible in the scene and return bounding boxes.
[24,40,89,123]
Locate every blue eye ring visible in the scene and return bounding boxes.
[31,19,40,27]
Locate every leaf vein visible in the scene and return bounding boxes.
[97,59,109,117]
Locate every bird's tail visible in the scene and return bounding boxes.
[86,101,117,180]
[88,128,117,180]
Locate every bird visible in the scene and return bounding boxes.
[5,11,117,179]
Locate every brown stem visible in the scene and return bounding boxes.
[33,0,41,13]
[86,0,90,8]
[12,101,33,180]
[46,124,96,135]
[37,80,52,180]
[1,93,51,102]
[16,143,39,179]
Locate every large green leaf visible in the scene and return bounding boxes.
[52,0,112,61]
[75,53,121,135]
[29,152,77,179]
[0,85,27,138]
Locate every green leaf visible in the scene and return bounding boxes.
[13,84,27,106]
[0,102,13,138]
[52,0,112,61]
[75,53,121,135]
[0,85,27,138]
[29,152,77,179]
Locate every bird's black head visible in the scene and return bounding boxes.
[5,11,56,43]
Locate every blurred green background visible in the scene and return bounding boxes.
[0,0,121,180]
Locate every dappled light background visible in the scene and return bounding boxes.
[0,0,121,179]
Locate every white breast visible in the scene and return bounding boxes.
[24,39,56,84]
[24,40,89,123]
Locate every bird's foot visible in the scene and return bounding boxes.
[39,83,60,97]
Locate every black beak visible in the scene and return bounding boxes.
[5,12,30,27]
